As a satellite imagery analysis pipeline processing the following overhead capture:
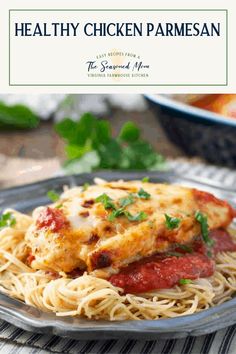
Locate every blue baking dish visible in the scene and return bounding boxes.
[145,94,236,168]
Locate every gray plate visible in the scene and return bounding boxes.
[0,171,236,340]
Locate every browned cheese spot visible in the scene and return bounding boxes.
[82,200,95,208]
[91,250,112,269]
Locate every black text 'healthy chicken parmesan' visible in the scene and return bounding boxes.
[0,178,236,320]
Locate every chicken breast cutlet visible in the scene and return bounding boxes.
[25,180,235,275]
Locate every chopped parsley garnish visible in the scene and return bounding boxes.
[165,214,181,230]
[0,212,16,230]
[95,191,148,223]
[125,211,148,222]
[55,204,63,209]
[142,177,150,183]
[207,250,213,258]
[179,278,192,285]
[82,182,90,191]
[107,208,125,221]
[177,244,193,253]
[95,193,116,210]
[167,251,183,258]
[137,188,151,200]
[119,194,135,207]
[47,190,60,202]
[108,209,147,222]
[195,211,214,247]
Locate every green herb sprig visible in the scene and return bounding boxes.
[142,177,150,183]
[0,102,39,129]
[167,251,183,258]
[177,244,193,253]
[195,211,214,247]
[96,193,148,223]
[165,214,181,230]
[119,194,135,207]
[55,113,166,173]
[82,183,90,191]
[125,211,148,222]
[95,194,116,210]
[0,212,16,230]
[47,190,60,202]
[107,208,126,221]
[137,188,151,200]
[179,278,193,285]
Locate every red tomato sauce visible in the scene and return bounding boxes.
[193,189,236,219]
[36,207,69,232]
[193,189,226,206]
[26,253,35,265]
[210,229,236,254]
[109,229,236,294]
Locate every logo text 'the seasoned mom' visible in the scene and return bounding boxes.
[86,60,150,72]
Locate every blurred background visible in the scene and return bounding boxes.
[0,94,236,189]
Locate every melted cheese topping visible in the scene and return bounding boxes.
[25,180,234,274]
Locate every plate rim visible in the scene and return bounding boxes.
[0,170,236,339]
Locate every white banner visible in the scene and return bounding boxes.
[0,0,235,93]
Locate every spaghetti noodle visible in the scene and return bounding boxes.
[0,208,236,321]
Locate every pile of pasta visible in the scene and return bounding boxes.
[0,209,236,321]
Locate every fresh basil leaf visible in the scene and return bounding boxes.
[137,188,151,200]
[119,121,140,142]
[0,212,16,229]
[165,214,181,230]
[119,194,135,207]
[125,211,148,222]
[47,190,60,202]
[179,278,192,285]
[95,194,116,210]
[195,211,214,247]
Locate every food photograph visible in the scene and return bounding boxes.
[0,94,236,353]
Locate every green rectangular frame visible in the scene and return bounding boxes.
[9,9,228,87]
